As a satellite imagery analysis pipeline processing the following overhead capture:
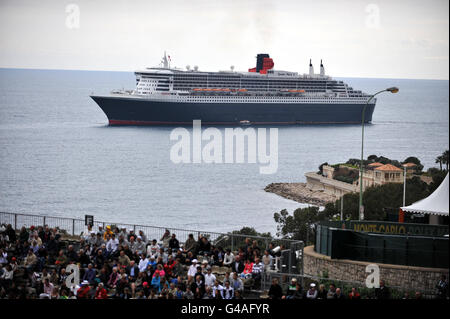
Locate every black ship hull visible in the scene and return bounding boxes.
[90,95,376,125]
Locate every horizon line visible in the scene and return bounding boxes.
[0,66,448,81]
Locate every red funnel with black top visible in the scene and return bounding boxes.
[249,53,274,74]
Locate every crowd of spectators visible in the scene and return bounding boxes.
[1,223,448,300]
[0,223,285,299]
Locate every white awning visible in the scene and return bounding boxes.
[401,173,449,216]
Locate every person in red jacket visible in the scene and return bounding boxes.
[164,256,176,277]
[242,259,254,278]
[77,280,91,299]
[95,283,108,299]
[348,287,361,299]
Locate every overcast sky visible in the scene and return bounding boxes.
[0,0,448,79]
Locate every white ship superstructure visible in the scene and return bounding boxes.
[91,53,377,125]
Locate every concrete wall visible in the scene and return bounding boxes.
[305,172,357,198]
[304,245,449,293]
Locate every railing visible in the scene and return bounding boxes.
[0,211,303,260]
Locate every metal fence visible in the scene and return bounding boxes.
[0,211,303,266]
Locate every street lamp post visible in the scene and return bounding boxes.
[359,87,399,220]
[403,165,407,207]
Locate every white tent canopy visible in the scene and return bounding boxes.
[401,173,449,216]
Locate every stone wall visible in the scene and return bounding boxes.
[304,245,449,293]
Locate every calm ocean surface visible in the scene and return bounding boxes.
[0,69,448,234]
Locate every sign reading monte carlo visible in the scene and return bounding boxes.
[334,221,448,237]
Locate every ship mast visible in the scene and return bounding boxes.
[162,51,169,69]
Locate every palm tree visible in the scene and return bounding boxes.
[436,155,443,171]
[443,150,449,171]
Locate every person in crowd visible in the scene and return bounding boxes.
[198,236,211,256]
[335,287,345,299]
[76,280,91,299]
[283,278,299,299]
[134,236,146,256]
[191,275,205,299]
[138,230,147,244]
[161,230,171,249]
[183,234,197,255]
[138,253,149,273]
[317,284,327,299]
[230,272,244,294]
[204,266,216,288]
[242,259,253,279]
[82,263,96,284]
[375,280,391,299]
[327,283,336,299]
[223,280,234,299]
[187,259,198,281]
[268,278,283,299]
[147,239,160,258]
[251,257,264,288]
[231,255,244,274]
[223,249,235,268]
[106,234,119,254]
[436,274,448,299]
[222,271,231,285]
[348,287,361,299]
[306,283,318,299]
[24,249,37,276]
[118,250,131,267]
[169,234,180,250]
[94,282,108,299]
[127,260,139,282]
[262,250,273,272]
[212,279,224,299]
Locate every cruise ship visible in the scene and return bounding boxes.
[90,53,376,125]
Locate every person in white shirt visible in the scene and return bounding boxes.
[223,249,235,267]
[204,267,216,288]
[251,257,264,288]
[138,253,149,273]
[106,234,119,254]
[262,250,273,272]
[0,264,14,282]
[212,280,224,299]
[187,259,199,281]
[223,281,234,299]
[147,239,160,258]
[0,249,8,264]
[40,278,54,298]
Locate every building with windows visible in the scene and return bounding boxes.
[306,163,407,199]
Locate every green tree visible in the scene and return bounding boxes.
[428,170,447,193]
[322,177,430,221]
[273,206,334,244]
[403,156,424,172]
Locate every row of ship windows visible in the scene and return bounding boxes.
[167,99,365,104]
[140,76,336,85]
[141,96,367,102]
[139,73,338,82]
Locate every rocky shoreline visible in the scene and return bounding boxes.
[264,182,336,206]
